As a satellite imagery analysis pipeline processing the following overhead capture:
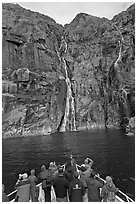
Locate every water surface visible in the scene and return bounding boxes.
[2,129,135,199]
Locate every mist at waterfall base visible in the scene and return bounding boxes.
[2,129,135,200]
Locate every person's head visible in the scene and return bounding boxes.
[84,158,94,166]
[106,176,113,186]
[58,168,64,174]
[2,184,5,193]
[22,173,28,180]
[41,165,46,171]
[65,161,71,169]
[31,169,35,176]
[57,164,61,169]
[84,158,89,165]
[49,162,54,168]
[70,155,73,160]
[80,164,86,172]
[90,170,97,178]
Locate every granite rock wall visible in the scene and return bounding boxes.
[2,3,135,137]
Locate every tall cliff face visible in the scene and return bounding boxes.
[2,3,135,137]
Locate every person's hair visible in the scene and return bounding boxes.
[41,165,46,171]
[90,170,97,178]
[31,169,35,175]
[106,176,113,183]
[65,161,71,170]
[58,168,64,174]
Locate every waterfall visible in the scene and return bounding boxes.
[56,37,76,132]
[113,24,124,69]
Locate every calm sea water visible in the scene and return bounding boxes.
[2,129,135,199]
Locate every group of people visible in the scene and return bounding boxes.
[2,156,119,202]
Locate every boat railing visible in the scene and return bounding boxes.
[8,163,134,202]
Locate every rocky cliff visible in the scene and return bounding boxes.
[2,3,135,138]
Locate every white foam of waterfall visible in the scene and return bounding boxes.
[57,38,76,132]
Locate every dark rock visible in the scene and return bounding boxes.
[2,3,135,137]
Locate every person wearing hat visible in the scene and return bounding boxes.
[39,165,52,202]
[64,160,75,184]
[86,170,104,202]
[49,161,58,179]
[53,168,69,202]
[79,164,92,202]
[101,176,119,202]
[68,171,85,202]
[28,169,38,202]
[15,173,30,202]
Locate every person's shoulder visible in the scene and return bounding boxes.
[2,193,9,202]
[102,184,107,189]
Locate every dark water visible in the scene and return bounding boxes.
[2,129,135,199]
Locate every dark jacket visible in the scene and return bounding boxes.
[53,174,69,198]
[39,169,49,189]
[86,177,104,202]
[64,162,75,183]
[69,178,85,202]
[39,169,48,180]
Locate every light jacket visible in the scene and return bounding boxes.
[15,179,30,202]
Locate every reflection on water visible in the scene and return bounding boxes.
[2,129,135,199]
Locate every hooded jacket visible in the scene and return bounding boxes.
[101,182,118,202]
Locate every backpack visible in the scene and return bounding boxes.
[107,191,116,202]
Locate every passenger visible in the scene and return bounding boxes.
[51,164,61,179]
[64,156,76,184]
[86,170,104,202]
[53,168,69,202]
[68,171,85,202]
[101,176,119,202]
[64,161,75,184]
[39,165,52,202]
[15,173,30,202]
[79,164,91,188]
[2,184,9,202]
[79,164,91,201]
[49,161,58,179]
[70,155,77,172]
[28,169,38,202]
